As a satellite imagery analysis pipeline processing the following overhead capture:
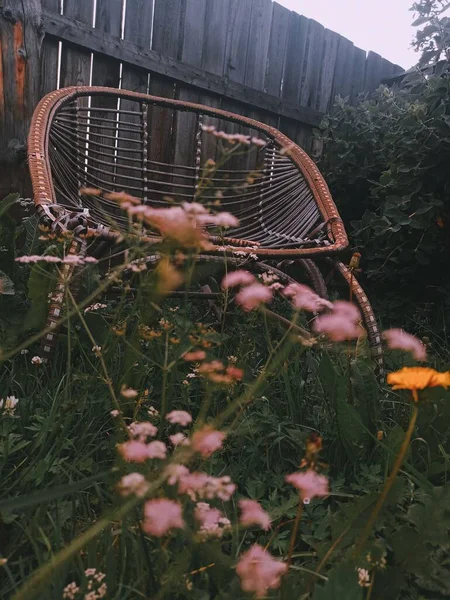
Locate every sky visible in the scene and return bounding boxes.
[276,0,418,69]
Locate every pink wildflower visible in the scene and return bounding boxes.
[194,502,231,539]
[165,464,190,485]
[191,426,226,457]
[236,545,287,598]
[383,328,427,361]
[169,433,189,446]
[313,300,363,341]
[142,499,184,537]
[285,470,329,502]
[128,421,158,441]
[177,471,235,501]
[212,212,240,227]
[182,350,206,361]
[166,410,193,426]
[117,473,149,497]
[222,270,256,289]
[239,499,271,530]
[118,440,149,463]
[283,283,333,312]
[235,283,273,311]
[121,385,138,399]
[147,441,167,459]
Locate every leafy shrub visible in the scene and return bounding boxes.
[317,72,450,331]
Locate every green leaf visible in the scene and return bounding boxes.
[336,394,368,462]
[0,193,19,219]
[412,15,432,27]
[312,566,363,600]
[24,263,56,330]
[0,270,15,295]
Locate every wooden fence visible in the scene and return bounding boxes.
[0,0,403,197]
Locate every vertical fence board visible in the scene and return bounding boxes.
[121,0,153,93]
[350,46,366,103]
[199,0,231,164]
[280,12,308,148]
[316,28,340,112]
[174,0,208,170]
[332,37,355,100]
[60,0,93,87]
[364,51,383,92]
[91,0,123,89]
[224,0,252,86]
[40,0,60,97]
[282,12,308,104]
[245,0,273,91]
[149,0,185,190]
[300,19,325,109]
[0,0,43,197]
[90,0,124,187]
[265,2,290,97]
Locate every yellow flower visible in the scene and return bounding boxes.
[387,367,450,402]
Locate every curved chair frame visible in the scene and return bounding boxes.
[27,87,383,369]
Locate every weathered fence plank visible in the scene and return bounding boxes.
[282,12,309,104]
[245,0,273,92]
[121,0,153,94]
[300,19,325,109]
[90,0,123,186]
[59,0,93,88]
[316,28,340,112]
[265,2,290,97]
[40,0,60,97]
[332,36,355,100]
[175,0,208,170]
[0,0,43,196]
[350,46,367,103]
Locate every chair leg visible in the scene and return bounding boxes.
[40,238,86,362]
[334,261,384,374]
[298,259,329,299]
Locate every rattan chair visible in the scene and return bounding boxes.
[28,87,382,367]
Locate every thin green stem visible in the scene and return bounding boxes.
[355,402,419,555]
[160,329,170,421]
[286,497,304,569]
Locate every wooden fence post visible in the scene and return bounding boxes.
[0,0,44,198]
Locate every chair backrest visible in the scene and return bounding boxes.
[28,87,348,258]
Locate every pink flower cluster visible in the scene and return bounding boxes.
[239,499,271,530]
[191,426,226,456]
[285,469,329,503]
[117,472,150,497]
[236,545,287,598]
[124,201,239,249]
[166,465,236,501]
[182,350,206,362]
[194,502,232,539]
[197,361,244,384]
[16,255,98,265]
[142,499,184,537]
[222,270,274,311]
[127,421,158,441]
[283,283,333,312]
[201,124,266,147]
[383,328,427,361]
[118,439,167,462]
[313,300,363,342]
[165,410,192,426]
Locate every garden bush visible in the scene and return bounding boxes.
[316,1,450,337]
